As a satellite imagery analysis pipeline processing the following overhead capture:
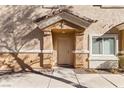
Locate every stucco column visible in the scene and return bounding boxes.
[42,31,53,68]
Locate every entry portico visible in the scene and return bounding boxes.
[37,11,93,68]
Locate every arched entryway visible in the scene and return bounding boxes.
[114,23,124,68]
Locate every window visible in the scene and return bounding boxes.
[92,36,116,55]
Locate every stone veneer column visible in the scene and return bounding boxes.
[119,30,124,54]
[121,31,124,52]
[42,31,53,68]
[119,30,124,68]
[74,33,85,68]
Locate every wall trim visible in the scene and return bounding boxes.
[72,49,89,54]
[119,51,124,55]
[41,50,53,53]
[0,50,54,54]
[88,56,119,61]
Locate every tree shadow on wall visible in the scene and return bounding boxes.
[0,27,87,88]
[97,61,118,70]
[22,27,44,67]
[0,52,87,88]
[0,27,44,70]
[0,5,87,88]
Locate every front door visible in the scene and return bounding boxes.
[57,36,74,66]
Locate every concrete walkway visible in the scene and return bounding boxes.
[0,68,124,88]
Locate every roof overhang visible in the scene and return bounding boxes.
[36,11,94,30]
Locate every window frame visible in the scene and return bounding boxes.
[89,34,118,56]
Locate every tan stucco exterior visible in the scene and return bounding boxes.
[0,5,124,70]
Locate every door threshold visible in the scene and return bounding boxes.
[57,64,73,68]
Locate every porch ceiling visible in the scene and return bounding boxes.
[36,11,94,30]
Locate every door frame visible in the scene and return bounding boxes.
[52,30,75,67]
[57,36,74,66]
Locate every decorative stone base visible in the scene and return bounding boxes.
[74,53,88,68]
[74,63,83,68]
[42,53,53,68]
[119,55,124,68]
[0,53,54,70]
[43,63,53,68]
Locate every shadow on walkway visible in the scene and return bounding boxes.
[0,70,87,88]
[32,70,87,88]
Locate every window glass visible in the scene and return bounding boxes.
[103,38,115,54]
[92,38,102,54]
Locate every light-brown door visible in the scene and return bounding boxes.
[57,37,74,66]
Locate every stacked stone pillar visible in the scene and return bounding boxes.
[42,31,53,68]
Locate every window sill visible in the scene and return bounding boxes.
[89,55,119,61]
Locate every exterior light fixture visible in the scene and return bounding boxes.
[60,21,64,29]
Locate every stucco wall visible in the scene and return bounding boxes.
[0,5,124,69]
[0,5,124,52]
